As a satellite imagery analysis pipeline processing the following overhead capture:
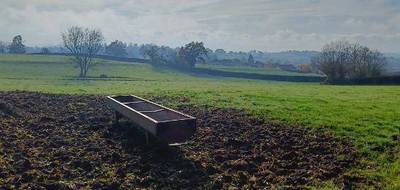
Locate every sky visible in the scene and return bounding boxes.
[0,0,399,52]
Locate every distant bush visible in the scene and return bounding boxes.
[105,40,127,57]
[298,64,312,73]
[41,48,50,54]
[8,35,26,54]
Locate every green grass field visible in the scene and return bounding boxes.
[0,54,399,189]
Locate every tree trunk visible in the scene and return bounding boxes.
[79,63,85,78]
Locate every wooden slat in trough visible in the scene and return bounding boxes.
[106,95,196,144]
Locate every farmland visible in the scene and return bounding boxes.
[0,54,399,189]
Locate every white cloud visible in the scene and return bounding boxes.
[0,0,399,52]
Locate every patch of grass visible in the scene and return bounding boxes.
[0,54,399,189]
[0,54,71,63]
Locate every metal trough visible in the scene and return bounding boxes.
[106,95,196,144]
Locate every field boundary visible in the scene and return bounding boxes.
[30,53,150,64]
[180,67,325,82]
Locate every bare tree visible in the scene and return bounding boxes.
[314,40,386,83]
[62,26,104,78]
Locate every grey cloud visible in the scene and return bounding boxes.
[0,0,399,52]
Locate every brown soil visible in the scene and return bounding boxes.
[0,92,356,189]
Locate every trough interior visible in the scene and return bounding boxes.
[113,95,190,122]
[126,102,160,112]
[113,96,141,103]
[144,110,189,122]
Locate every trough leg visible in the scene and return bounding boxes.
[145,131,149,145]
[115,111,122,126]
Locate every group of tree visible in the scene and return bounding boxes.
[312,40,386,83]
[140,41,208,69]
[0,35,26,54]
[105,40,127,57]
[140,44,170,65]
[177,42,208,68]
[41,47,51,54]
[9,35,26,54]
[60,26,189,78]
[61,27,209,78]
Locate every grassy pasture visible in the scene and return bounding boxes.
[0,54,399,189]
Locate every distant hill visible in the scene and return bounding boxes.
[210,50,319,66]
[261,51,319,65]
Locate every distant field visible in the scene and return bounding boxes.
[196,63,322,77]
[0,54,399,189]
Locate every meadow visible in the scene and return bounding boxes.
[0,54,399,189]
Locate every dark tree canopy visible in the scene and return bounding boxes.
[248,54,255,65]
[41,47,50,54]
[215,49,226,54]
[0,41,6,53]
[8,35,26,54]
[313,40,386,83]
[177,41,208,68]
[62,26,104,78]
[140,44,164,65]
[105,40,127,57]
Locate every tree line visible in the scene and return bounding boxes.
[60,26,388,82]
[1,27,389,83]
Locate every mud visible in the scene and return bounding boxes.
[0,92,355,189]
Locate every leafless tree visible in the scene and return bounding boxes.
[62,26,104,78]
[314,40,386,83]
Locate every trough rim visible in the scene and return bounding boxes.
[107,94,196,124]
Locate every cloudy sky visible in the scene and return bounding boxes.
[0,0,399,52]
